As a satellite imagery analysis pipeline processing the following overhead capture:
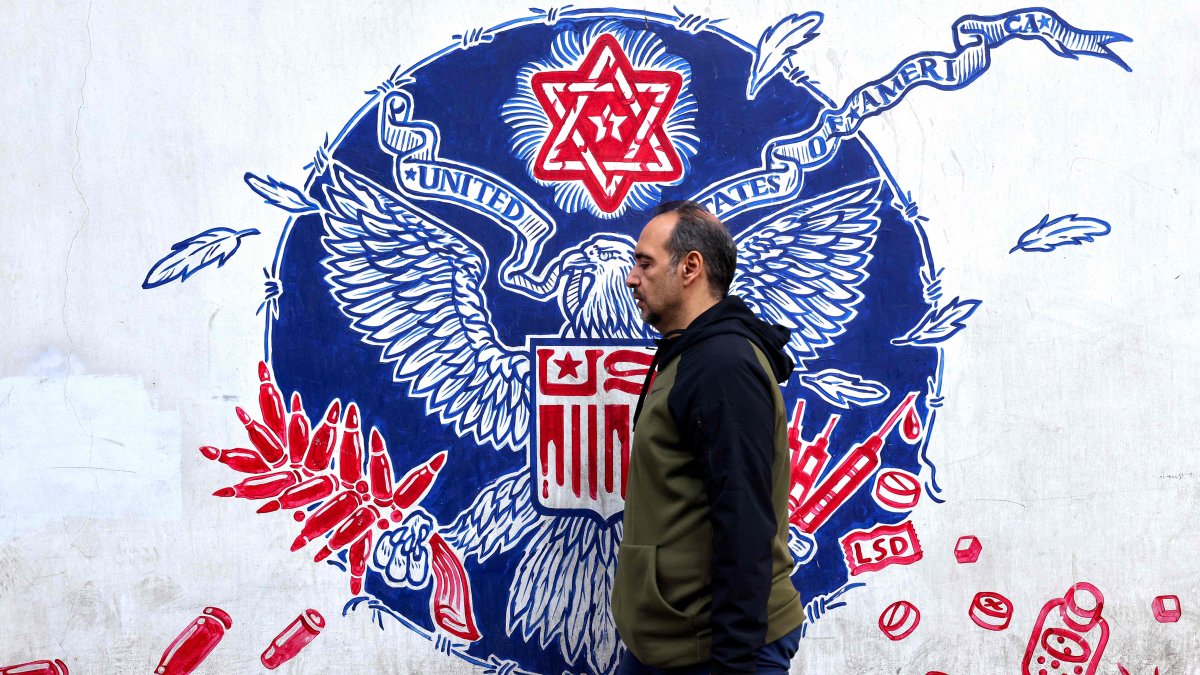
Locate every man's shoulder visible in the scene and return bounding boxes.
[678,333,769,375]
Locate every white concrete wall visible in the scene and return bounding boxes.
[1,1,1196,673]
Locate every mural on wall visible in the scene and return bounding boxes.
[137,5,1136,674]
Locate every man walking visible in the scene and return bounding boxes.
[612,201,804,674]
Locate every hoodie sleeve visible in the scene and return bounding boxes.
[672,335,779,674]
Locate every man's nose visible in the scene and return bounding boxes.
[625,268,638,288]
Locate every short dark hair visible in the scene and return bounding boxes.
[655,200,736,298]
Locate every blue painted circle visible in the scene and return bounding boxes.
[268,9,938,673]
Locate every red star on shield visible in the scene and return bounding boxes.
[531,34,685,213]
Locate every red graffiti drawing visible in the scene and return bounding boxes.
[786,400,838,516]
[1118,665,1160,675]
[878,600,921,641]
[530,33,684,212]
[1022,582,1109,675]
[792,392,921,533]
[0,661,69,675]
[202,362,480,642]
[873,468,922,511]
[261,609,325,669]
[970,591,1013,631]
[840,520,923,575]
[535,346,652,517]
[1151,595,1181,623]
[954,535,982,563]
[154,607,232,675]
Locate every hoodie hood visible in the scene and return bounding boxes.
[654,295,794,384]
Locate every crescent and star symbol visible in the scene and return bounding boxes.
[531,33,685,212]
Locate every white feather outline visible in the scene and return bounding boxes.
[799,369,890,409]
[244,172,318,213]
[747,12,823,99]
[1010,213,1111,253]
[891,297,981,346]
[142,227,259,289]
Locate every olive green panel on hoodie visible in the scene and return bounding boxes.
[612,329,803,670]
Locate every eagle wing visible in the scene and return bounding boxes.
[730,179,883,366]
[321,164,529,452]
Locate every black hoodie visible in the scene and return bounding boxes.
[614,296,805,673]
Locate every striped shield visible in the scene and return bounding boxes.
[531,343,654,521]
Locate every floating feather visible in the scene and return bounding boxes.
[747,12,823,99]
[1010,213,1111,253]
[244,172,318,213]
[799,369,890,409]
[142,227,259,289]
[891,297,981,346]
[800,582,865,638]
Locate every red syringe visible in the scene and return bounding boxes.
[794,392,919,534]
[787,401,839,514]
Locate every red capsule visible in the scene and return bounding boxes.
[236,407,286,467]
[260,609,324,670]
[303,400,342,472]
[367,428,394,506]
[337,403,364,487]
[213,470,299,499]
[200,446,271,475]
[258,362,287,448]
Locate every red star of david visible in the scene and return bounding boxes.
[531,33,684,213]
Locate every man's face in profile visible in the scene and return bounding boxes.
[626,212,684,332]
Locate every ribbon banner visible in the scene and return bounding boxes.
[693,7,1131,221]
[377,91,557,298]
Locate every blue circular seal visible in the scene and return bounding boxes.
[264,7,940,673]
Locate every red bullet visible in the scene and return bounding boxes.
[260,609,325,670]
[338,403,364,487]
[199,446,271,475]
[287,392,310,467]
[304,400,342,472]
[257,475,337,514]
[312,505,378,563]
[236,407,286,467]
[0,660,69,675]
[213,470,300,499]
[154,607,232,675]
[393,451,447,510]
[366,428,394,506]
[349,531,373,595]
[291,491,361,551]
[257,362,288,447]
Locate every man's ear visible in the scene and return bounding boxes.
[680,250,704,287]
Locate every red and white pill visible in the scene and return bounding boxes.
[878,600,921,641]
[873,469,922,511]
[970,591,1013,631]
